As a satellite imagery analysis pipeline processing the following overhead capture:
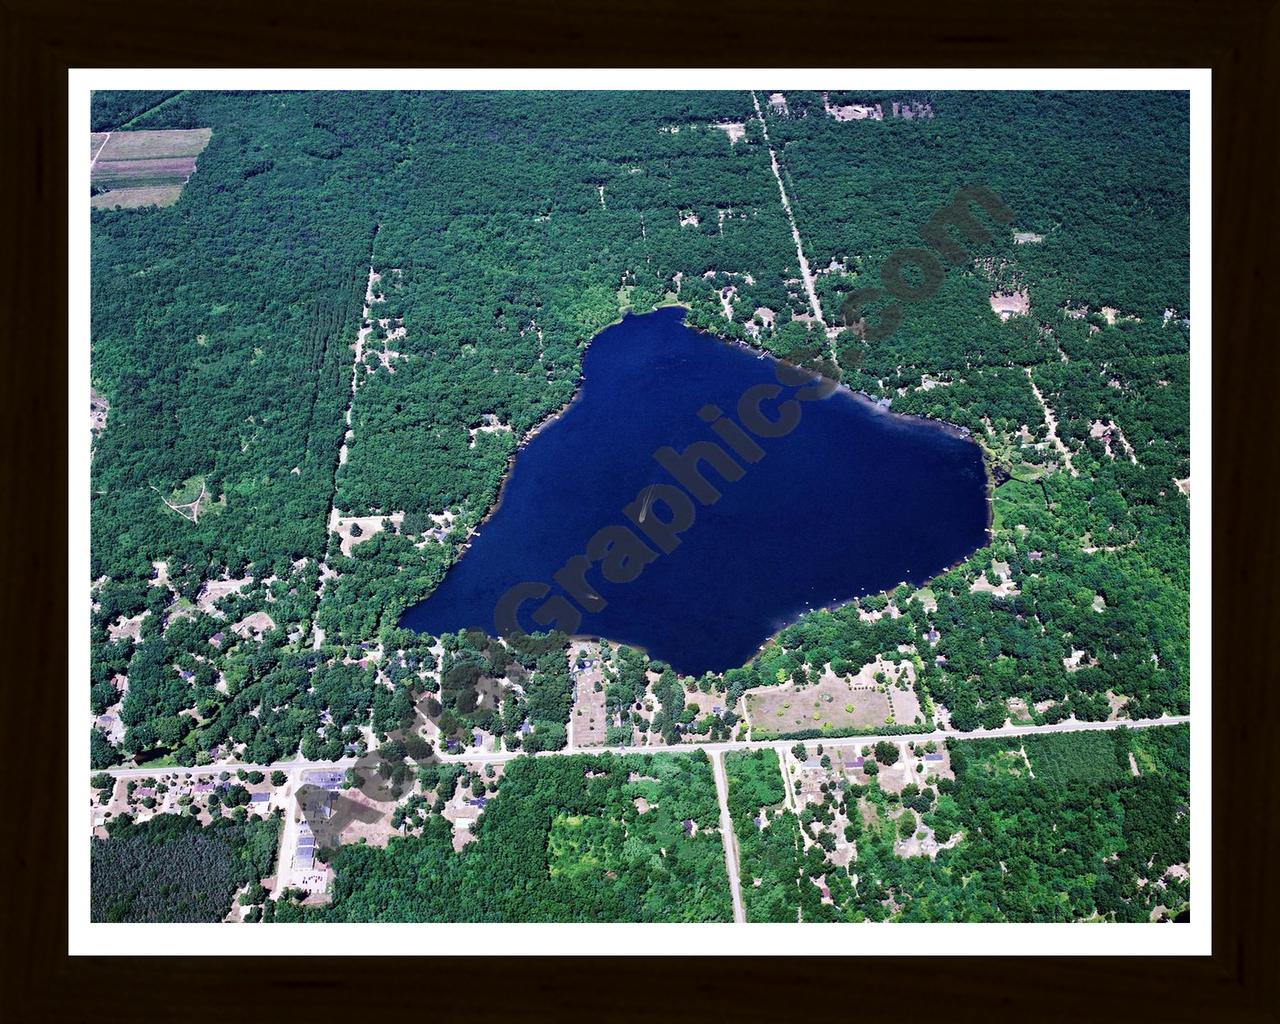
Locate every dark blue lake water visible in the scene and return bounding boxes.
[400,307,989,675]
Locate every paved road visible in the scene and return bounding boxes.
[92,714,1191,780]
[710,751,746,923]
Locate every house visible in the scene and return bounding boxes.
[303,770,344,789]
[209,631,225,649]
[250,792,271,804]
[467,798,488,808]
[683,818,695,835]
[1029,551,1043,561]
[849,757,865,769]
[519,720,533,736]
[134,788,154,799]
[924,753,945,763]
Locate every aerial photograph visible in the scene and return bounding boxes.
[85,86,1192,928]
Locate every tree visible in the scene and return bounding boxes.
[90,730,119,770]
[874,741,900,766]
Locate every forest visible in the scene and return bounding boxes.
[89,89,1190,812]
[724,724,1189,922]
[90,811,279,922]
[267,752,732,922]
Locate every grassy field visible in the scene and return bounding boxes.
[97,128,212,160]
[747,676,893,737]
[92,186,185,210]
[1023,731,1127,787]
[90,129,211,211]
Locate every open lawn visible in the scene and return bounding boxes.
[748,675,892,737]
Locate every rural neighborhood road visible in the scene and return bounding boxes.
[710,751,747,923]
[93,714,1191,780]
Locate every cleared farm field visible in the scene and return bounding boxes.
[91,186,185,210]
[90,128,211,211]
[93,158,198,188]
[96,128,212,160]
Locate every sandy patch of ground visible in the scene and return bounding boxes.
[1013,231,1044,244]
[231,611,276,642]
[970,559,1020,597]
[1090,419,1139,464]
[90,387,109,435]
[682,688,726,719]
[107,610,149,642]
[1063,648,1099,672]
[468,414,513,448]
[767,93,789,115]
[196,576,252,615]
[1105,691,1130,721]
[746,657,914,735]
[711,122,746,144]
[679,209,700,227]
[822,93,883,121]
[718,285,737,321]
[330,508,405,557]
[1175,477,1191,496]
[570,643,607,748]
[890,100,934,119]
[989,289,1030,320]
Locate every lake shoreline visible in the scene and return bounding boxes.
[404,305,994,662]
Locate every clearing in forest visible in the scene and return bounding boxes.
[90,128,212,211]
[745,662,914,738]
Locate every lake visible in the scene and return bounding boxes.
[400,307,989,676]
